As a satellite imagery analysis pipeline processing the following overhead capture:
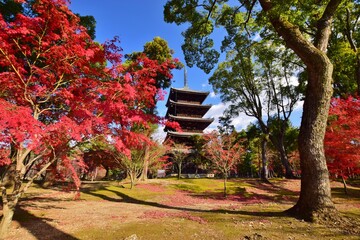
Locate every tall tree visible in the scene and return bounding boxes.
[164,0,344,221]
[210,42,300,179]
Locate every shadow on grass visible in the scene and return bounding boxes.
[13,207,79,240]
[84,187,287,218]
[331,187,360,199]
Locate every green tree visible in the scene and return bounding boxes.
[76,14,97,40]
[210,42,300,179]
[126,36,183,90]
[0,0,24,22]
[164,0,343,221]
[329,0,360,96]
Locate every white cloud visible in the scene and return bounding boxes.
[294,100,304,111]
[204,102,255,132]
[209,91,218,98]
[151,125,166,143]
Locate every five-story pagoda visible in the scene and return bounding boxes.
[164,69,213,145]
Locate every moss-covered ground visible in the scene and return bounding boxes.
[3,178,360,239]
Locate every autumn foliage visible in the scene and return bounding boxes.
[203,131,244,196]
[325,97,360,180]
[0,0,177,235]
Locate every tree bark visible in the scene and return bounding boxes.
[341,176,348,195]
[177,162,182,180]
[223,174,227,197]
[128,170,135,189]
[259,0,342,221]
[0,171,22,238]
[139,145,150,181]
[289,61,336,221]
[260,138,269,181]
[269,133,295,178]
[278,144,294,179]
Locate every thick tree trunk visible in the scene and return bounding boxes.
[0,202,16,239]
[0,171,22,238]
[287,62,336,221]
[0,195,18,239]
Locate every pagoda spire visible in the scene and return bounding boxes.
[184,67,189,89]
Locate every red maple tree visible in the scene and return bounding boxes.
[0,0,177,236]
[325,97,360,192]
[203,131,244,197]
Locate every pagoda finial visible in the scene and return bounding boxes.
[184,66,189,88]
[184,66,189,89]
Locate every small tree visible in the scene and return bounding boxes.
[116,149,145,189]
[325,97,360,193]
[168,142,190,180]
[204,131,243,197]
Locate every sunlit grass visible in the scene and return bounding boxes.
[13,178,360,240]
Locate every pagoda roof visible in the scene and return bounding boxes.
[166,87,210,106]
[164,114,213,132]
[167,114,214,123]
[171,87,210,95]
[165,100,212,117]
[166,99,212,108]
[166,131,203,138]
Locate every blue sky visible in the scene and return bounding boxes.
[69,1,303,141]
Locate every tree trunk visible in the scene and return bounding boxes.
[177,162,182,180]
[259,0,342,222]
[0,171,22,238]
[260,138,268,181]
[0,201,16,239]
[104,166,110,180]
[341,176,348,195]
[278,142,295,179]
[129,170,135,189]
[288,63,336,220]
[139,145,150,181]
[223,174,227,198]
[269,134,295,179]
